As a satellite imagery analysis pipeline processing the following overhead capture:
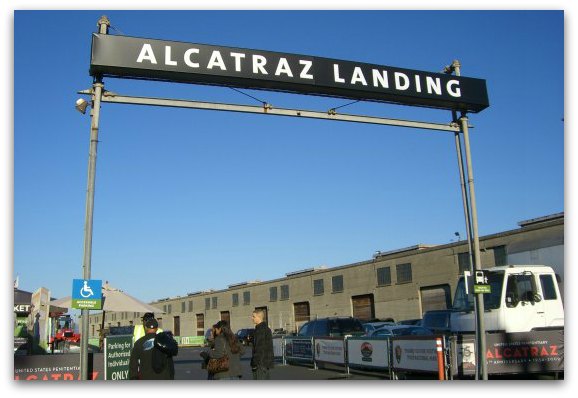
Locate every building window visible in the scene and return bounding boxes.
[188,300,193,312]
[458,252,471,273]
[205,298,210,310]
[332,275,344,293]
[181,301,186,313]
[280,284,289,300]
[269,287,278,302]
[232,293,239,307]
[492,245,507,266]
[243,291,251,306]
[167,304,172,314]
[211,297,218,309]
[377,266,391,286]
[313,279,324,296]
[396,263,412,284]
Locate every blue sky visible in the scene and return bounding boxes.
[10,9,565,304]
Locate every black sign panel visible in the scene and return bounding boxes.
[90,34,489,113]
[452,330,564,377]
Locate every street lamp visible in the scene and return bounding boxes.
[75,98,89,114]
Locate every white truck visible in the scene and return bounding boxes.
[450,265,564,333]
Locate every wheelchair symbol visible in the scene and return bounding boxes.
[80,281,94,298]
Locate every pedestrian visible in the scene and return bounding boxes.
[200,323,218,380]
[129,318,175,380]
[132,312,163,344]
[250,309,274,380]
[206,320,243,380]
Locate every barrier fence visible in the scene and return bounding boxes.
[278,329,564,379]
[281,334,445,379]
[14,330,563,380]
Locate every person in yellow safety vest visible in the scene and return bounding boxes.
[133,312,163,344]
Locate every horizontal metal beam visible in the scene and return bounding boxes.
[78,89,461,132]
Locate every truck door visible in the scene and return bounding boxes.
[537,273,564,328]
[504,273,546,332]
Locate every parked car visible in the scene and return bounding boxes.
[236,328,255,345]
[397,318,422,326]
[369,324,433,338]
[362,321,396,335]
[421,309,454,334]
[297,317,365,338]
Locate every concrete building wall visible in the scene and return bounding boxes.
[87,214,563,339]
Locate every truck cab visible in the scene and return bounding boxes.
[451,265,564,333]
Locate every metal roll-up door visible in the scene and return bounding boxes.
[196,314,204,336]
[420,284,451,313]
[220,311,230,327]
[352,294,374,321]
[293,302,310,323]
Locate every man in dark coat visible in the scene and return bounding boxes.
[129,318,175,380]
[250,309,274,380]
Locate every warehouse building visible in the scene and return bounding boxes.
[87,212,563,340]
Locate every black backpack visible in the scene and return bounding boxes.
[154,331,179,356]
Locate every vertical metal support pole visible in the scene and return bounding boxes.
[312,337,317,370]
[459,113,488,380]
[453,118,475,272]
[79,15,109,381]
[451,61,478,379]
[344,337,350,375]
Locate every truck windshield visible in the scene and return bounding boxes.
[452,271,505,311]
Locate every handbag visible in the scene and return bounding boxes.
[207,355,229,373]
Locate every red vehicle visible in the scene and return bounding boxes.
[49,315,80,351]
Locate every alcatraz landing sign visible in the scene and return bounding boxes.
[90,34,489,113]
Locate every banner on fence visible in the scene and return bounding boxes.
[486,330,564,374]
[314,338,345,365]
[176,336,205,346]
[347,337,389,369]
[451,330,564,377]
[272,337,284,358]
[14,353,104,380]
[391,337,440,373]
[284,338,313,361]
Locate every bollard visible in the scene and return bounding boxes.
[436,337,445,380]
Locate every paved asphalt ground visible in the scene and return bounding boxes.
[174,346,393,380]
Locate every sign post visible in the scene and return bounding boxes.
[79,15,110,382]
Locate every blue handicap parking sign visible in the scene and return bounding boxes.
[72,279,102,309]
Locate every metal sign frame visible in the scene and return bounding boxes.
[77,16,488,380]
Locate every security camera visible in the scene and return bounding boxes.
[75,98,89,114]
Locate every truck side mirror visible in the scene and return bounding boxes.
[532,293,542,303]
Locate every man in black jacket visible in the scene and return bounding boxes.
[250,309,274,380]
[129,318,175,380]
